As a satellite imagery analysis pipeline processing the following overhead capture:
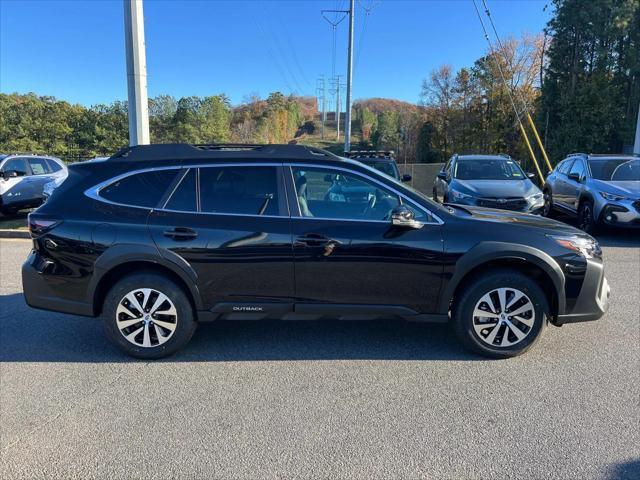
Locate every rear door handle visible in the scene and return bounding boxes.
[163,227,198,240]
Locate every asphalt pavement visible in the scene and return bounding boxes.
[1,233,639,479]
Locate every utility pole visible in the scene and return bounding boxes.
[344,0,355,153]
[124,0,150,146]
[331,75,344,141]
[316,75,326,140]
[634,102,640,154]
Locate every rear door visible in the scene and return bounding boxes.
[287,164,443,314]
[148,164,294,313]
[26,157,55,203]
[554,159,574,209]
[565,159,586,211]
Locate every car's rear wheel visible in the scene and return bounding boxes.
[432,188,439,203]
[543,189,554,217]
[578,200,599,234]
[102,272,196,359]
[452,270,548,358]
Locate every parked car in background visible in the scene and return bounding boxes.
[543,153,640,233]
[23,143,609,360]
[433,154,544,213]
[346,150,412,182]
[0,154,68,215]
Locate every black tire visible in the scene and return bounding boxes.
[452,269,548,359]
[102,272,197,359]
[432,188,439,203]
[578,200,599,234]
[542,189,554,218]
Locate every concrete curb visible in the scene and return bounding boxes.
[0,229,30,239]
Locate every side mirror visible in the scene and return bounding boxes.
[527,172,536,179]
[401,174,412,182]
[567,172,580,182]
[390,205,423,230]
[437,171,447,181]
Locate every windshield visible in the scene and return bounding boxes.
[588,158,640,181]
[362,160,399,179]
[454,159,525,180]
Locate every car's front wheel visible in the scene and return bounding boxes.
[102,272,197,359]
[452,270,548,358]
[578,200,599,234]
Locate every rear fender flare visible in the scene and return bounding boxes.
[88,243,202,311]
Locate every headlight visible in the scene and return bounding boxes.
[549,234,602,259]
[528,192,544,203]
[599,191,626,202]
[451,189,472,201]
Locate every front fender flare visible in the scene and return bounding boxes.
[439,241,566,315]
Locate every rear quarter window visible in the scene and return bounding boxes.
[99,169,179,208]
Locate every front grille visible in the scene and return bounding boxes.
[477,197,528,211]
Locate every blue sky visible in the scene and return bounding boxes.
[0,0,551,107]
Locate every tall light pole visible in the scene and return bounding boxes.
[344,0,355,154]
[124,0,150,146]
[634,102,640,154]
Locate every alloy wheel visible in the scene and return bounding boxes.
[543,192,552,216]
[116,288,178,348]
[579,203,593,231]
[472,287,535,348]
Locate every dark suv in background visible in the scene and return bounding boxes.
[346,150,412,182]
[23,144,610,359]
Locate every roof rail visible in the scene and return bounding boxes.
[566,152,587,158]
[346,150,395,159]
[498,153,511,158]
[108,143,340,162]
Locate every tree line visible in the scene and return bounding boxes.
[1,0,637,166]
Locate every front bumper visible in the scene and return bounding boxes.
[598,201,640,228]
[556,258,610,325]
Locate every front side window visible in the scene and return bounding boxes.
[454,159,525,180]
[292,166,413,221]
[568,159,585,180]
[199,166,279,216]
[1,158,29,176]
[100,169,179,208]
[558,159,573,174]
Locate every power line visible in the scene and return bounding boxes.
[354,0,380,71]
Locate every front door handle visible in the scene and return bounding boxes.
[296,233,339,247]
[163,227,198,240]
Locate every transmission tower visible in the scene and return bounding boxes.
[316,75,327,140]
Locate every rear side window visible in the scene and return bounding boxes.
[164,168,197,211]
[46,159,63,172]
[199,166,279,216]
[29,158,52,175]
[100,169,179,208]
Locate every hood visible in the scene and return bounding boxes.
[452,179,539,198]
[589,179,640,198]
[457,205,584,235]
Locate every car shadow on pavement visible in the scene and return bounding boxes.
[605,459,640,480]
[0,293,479,363]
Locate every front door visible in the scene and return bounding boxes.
[148,165,294,312]
[287,165,444,314]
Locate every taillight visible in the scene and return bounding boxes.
[28,214,62,237]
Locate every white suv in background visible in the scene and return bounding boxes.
[0,154,68,215]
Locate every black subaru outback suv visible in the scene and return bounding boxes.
[23,144,610,359]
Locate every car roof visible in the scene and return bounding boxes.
[455,154,512,161]
[108,143,347,163]
[0,153,62,162]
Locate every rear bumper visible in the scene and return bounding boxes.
[22,250,94,317]
[556,259,610,325]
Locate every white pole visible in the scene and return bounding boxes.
[124,0,150,146]
[634,102,640,155]
[344,0,355,154]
